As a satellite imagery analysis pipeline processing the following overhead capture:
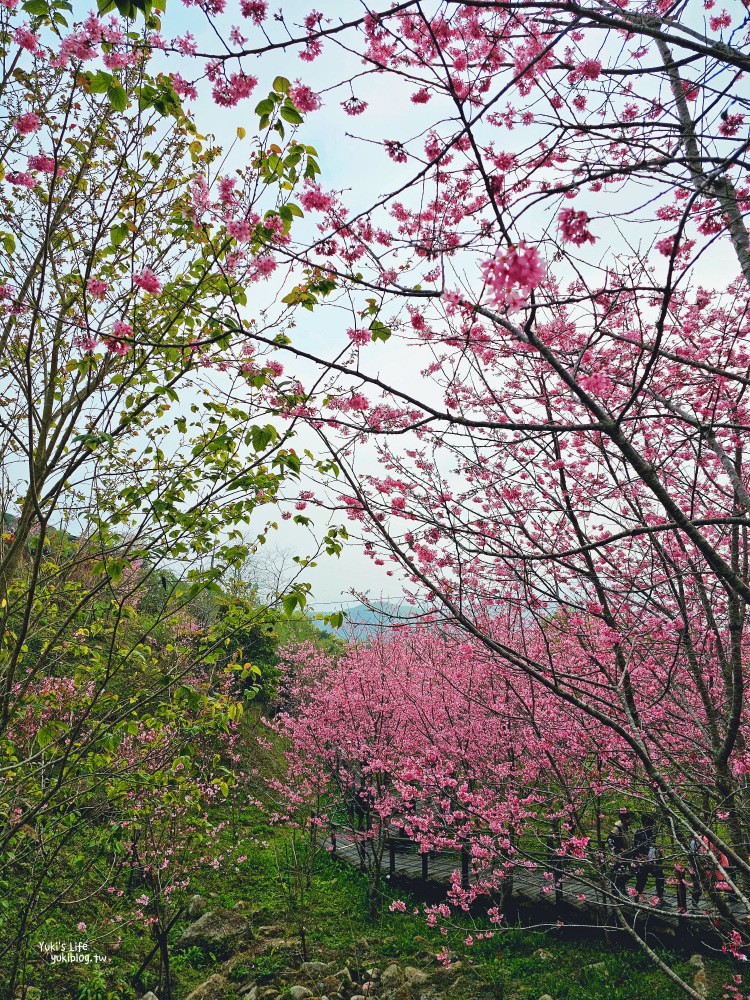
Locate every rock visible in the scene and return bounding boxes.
[223,948,255,975]
[289,989,313,1000]
[178,908,251,958]
[242,989,258,1000]
[188,894,206,919]
[141,995,159,1000]
[693,969,708,998]
[234,900,248,910]
[258,991,279,999]
[185,975,231,1000]
[533,949,553,961]
[337,967,354,982]
[586,962,607,973]
[258,924,285,937]
[404,966,430,985]
[261,937,296,952]
[436,960,462,974]
[381,963,402,987]
[688,954,705,969]
[538,995,554,1000]
[301,961,330,977]
[351,996,366,1000]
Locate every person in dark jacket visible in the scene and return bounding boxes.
[633,813,665,904]
[608,807,635,896]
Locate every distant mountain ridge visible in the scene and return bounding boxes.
[311,601,412,640]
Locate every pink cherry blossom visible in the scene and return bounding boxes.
[558,208,597,246]
[133,269,161,295]
[86,278,108,299]
[14,112,40,135]
[14,25,39,51]
[480,243,546,312]
[7,172,35,187]
[289,82,321,112]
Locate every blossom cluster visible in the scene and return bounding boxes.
[479,243,546,312]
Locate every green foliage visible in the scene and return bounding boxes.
[96,0,160,22]
[172,944,212,970]
[252,952,288,980]
[74,966,119,1000]
[0,30,333,997]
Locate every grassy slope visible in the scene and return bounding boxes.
[165,806,730,1000]
[23,713,736,999]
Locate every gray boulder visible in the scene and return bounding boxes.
[178,908,251,958]
[381,963,402,987]
[184,974,231,1000]
[301,960,329,977]
[404,966,430,985]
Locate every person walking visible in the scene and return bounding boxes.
[633,813,665,904]
[608,807,636,897]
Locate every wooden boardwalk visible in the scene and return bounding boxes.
[328,831,744,934]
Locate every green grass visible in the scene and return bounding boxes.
[12,818,734,999]
[7,717,739,1000]
[158,808,730,1000]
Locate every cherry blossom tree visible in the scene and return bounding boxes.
[7,0,750,993]
[148,1,750,992]
[275,626,743,993]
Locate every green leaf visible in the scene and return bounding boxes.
[23,0,49,14]
[273,76,291,94]
[280,103,304,125]
[36,722,64,750]
[370,319,392,342]
[250,424,276,452]
[255,98,275,117]
[110,222,129,247]
[88,70,114,94]
[107,84,128,112]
